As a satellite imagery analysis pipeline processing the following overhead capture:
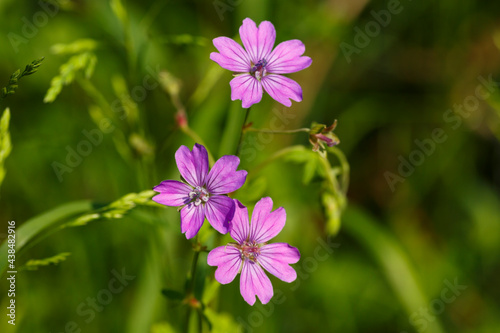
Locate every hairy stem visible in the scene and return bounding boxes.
[245,127,310,134]
[188,249,200,294]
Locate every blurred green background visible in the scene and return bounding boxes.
[1,0,500,332]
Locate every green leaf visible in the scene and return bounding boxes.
[0,108,12,188]
[0,200,93,276]
[22,252,71,271]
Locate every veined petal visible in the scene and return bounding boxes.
[261,74,302,107]
[180,203,206,239]
[239,18,276,63]
[211,37,251,72]
[206,155,247,195]
[249,197,286,243]
[258,243,300,283]
[240,259,273,305]
[230,74,263,108]
[205,195,235,234]
[175,144,209,187]
[266,40,312,74]
[207,245,242,284]
[152,180,191,207]
[230,200,250,244]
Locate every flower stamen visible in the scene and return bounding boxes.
[237,241,261,263]
[188,186,210,206]
[250,59,268,81]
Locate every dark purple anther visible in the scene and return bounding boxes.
[250,59,268,81]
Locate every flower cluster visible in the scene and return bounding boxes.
[153,18,307,306]
[153,144,300,305]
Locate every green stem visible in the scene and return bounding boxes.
[188,249,200,294]
[328,146,350,195]
[245,127,310,134]
[184,246,201,333]
[317,153,346,211]
[235,107,251,156]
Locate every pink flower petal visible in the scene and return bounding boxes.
[230,200,250,244]
[266,39,312,74]
[175,144,209,187]
[205,195,235,234]
[180,203,206,239]
[210,37,251,72]
[205,155,247,195]
[230,74,263,108]
[249,197,286,243]
[239,18,276,63]
[152,180,191,207]
[261,74,302,107]
[207,245,242,284]
[258,243,300,283]
[240,260,273,305]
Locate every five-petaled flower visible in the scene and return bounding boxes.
[207,198,300,305]
[152,144,247,239]
[210,18,312,108]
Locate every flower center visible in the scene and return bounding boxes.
[188,186,209,206]
[250,59,268,81]
[239,241,261,262]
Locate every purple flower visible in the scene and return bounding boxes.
[210,18,312,108]
[152,144,247,239]
[207,197,300,305]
